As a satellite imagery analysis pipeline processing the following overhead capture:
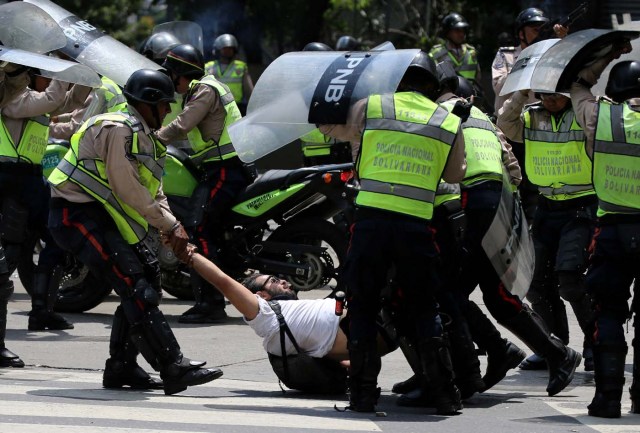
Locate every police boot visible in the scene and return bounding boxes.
[499,305,581,396]
[588,343,627,418]
[129,307,223,395]
[392,335,422,394]
[630,321,640,414]
[417,336,462,415]
[28,270,74,331]
[347,341,381,412]
[447,319,484,399]
[103,306,163,390]
[179,273,227,324]
[569,296,596,372]
[0,278,24,368]
[521,296,569,370]
[465,301,525,392]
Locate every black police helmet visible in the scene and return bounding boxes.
[399,51,439,98]
[516,7,549,31]
[436,61,459,94]
[139,32,181,63]
[335,35,360,51]
[606,60,640,103]
[162,44,204,79]
[442,13,469,33]
[303,42,333,52]
[455,76,475,99]
[123,69,176,105]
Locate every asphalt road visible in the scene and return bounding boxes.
[1,271,637,433]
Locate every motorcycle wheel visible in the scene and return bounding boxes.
[17,239,113,313]
[161,267,195,301]
[267,217,348,292]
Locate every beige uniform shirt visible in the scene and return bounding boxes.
[569,57,640,158]
[1,80,90,145]
[51,105,177,233]
[438,92,521,186]
[319,93,467,183]
[49,92,93,140]
[156,82,225,145]
[0,65,30,109]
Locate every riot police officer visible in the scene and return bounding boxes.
[335,35,360,51]
[158,44,251,323]
[204,34,254,114]
[429,13,480,83]
[498,88,597,372]
[47,69,223,394]
[321,52,467,414]
[571,42,639,418]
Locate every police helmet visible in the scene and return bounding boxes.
[516,8,549,31]
[436,61,459,94]
[163,44,204,78]
[399,51,439,97]
[140,32,181,63]
[214,34,239,52]
[605,60,640,103]
[442,13,469,33]
[123,69,176,105]
[335,35,360,51]
[455,76,475,99]
[303,42,333,51]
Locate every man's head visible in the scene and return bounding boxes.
[123,69,175,129]
[537,92,570,113]
[139,32,181,65]
[441,13,469,46]
[242,274,298,301]
[213,34,239,62]
[398,51,439,100]
[162,43,204,94]
[605,60,640,103]
[515,7,549,48]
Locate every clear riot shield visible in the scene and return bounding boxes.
[25,0,162,87]
[499,39,559,96]
[481,170,534,299]
[0,2,66,54]
[153,21,204,55]
[531,29,640,94]
[0,47,101,88]
[228,49,419,163]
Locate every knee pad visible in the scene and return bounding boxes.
[558,271,586,303]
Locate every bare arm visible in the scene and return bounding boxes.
[189,252,260,320]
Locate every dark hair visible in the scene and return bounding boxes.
[242,274,265,293]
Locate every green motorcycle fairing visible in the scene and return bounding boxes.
[232,183,306,217]
[42,143,70,179]
[162,154,199,197]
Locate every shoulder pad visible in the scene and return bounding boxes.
[596,95,614,104]
[499,46,516,52]
[524,101,544,111]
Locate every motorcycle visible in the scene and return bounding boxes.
[20,140,355,311]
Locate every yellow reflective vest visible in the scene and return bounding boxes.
[48,113,166,244]
[300,128,335,157]
[523,104,594,201]
[204,59,248,104]
[101,76,127,113]
[356,92,460,220]
[186,76,242,166]
[429,44,479,81]
[0,114,49,165]
[593,101,640,217]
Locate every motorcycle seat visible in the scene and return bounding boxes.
[234,167,317,203]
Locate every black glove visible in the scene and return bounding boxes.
[452,99,472,123]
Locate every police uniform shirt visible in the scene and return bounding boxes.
[491,46,537,114]
[156,82,225,145]
[0,65,30,109]
[496,90,532,142]
[319,95,467,184]
[51,104,178,233]
[1,80,89,145]
[438,91,521,186]
[49,91,93,140]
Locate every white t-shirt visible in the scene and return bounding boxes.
[244,296,340,358]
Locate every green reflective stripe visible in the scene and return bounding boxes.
[381,94,395,119]
[429,47,448,60]
[463,117,494,131]
[524,129,585,143]
[220,92,235,105]
[538,184,594,196]
[457,63,476,72]
[56,158,148,240]
[360,179,436,203]
[366,118,456,144]
[609,104,626,143]
[137,154,165,181]
[594,140,640,157]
